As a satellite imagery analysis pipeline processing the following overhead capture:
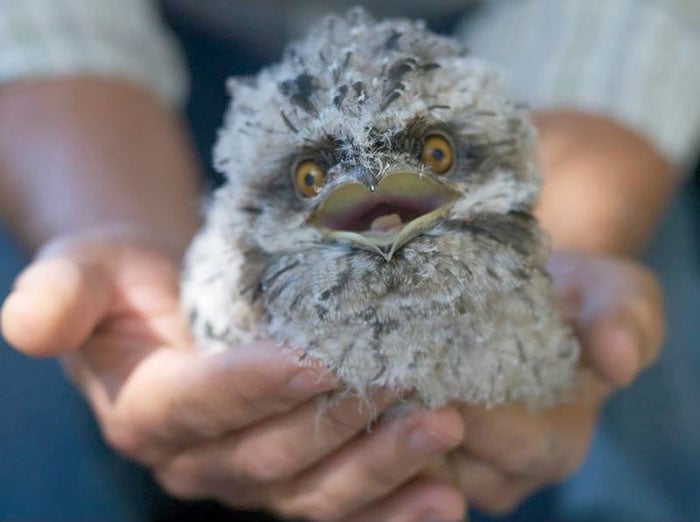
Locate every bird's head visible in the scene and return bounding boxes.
[214,8,540,261]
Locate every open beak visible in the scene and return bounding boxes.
[307,171,459,260]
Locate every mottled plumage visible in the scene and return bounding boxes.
[181,8,579,409]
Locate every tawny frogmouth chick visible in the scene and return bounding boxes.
[181,8,579,410]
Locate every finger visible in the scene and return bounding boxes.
[577,314,642,388]
[607,263,665,370]
[19,235,339,464]
[457,386,598,484]
[450,452,535,517]
[347,478,466,522]
[458,404,553,479]
[1,255,113,357]
[84,342,338,464]
[1,230,182,357]
[156,389,397,490]
[549,252,664,387]
[270,406,464,522]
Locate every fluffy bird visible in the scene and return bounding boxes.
[181,8,579,409]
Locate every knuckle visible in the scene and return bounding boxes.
[102,408,174,465]
[164,398,220,441]
[232,382,285,421]
[161,376,225,441]
[477,490,525,517]
[415,417,463,450]
[497,440,547,478]
[323,403,365,437]
[102,416,149,461]
[626,264,663,314]
[630,263,661,297]
[235,444,299,483]
[364,461,401,489]
[554,445,588,480]
[275,490,343,522]
[633,275,663,321]
[153,466,202,501]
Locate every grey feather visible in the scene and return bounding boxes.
[181,8,579,409]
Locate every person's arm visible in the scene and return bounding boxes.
[0,78,200,255]
[534,110,677,255]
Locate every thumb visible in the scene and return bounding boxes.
[1,245,114,357]
[549,251,664,389]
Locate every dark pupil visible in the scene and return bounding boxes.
[431,148,444,161]
[304,172,316,186]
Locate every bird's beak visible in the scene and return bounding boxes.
[307,171,459,260]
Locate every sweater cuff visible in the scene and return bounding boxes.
[0,0,188,107]
[457,0,700,168]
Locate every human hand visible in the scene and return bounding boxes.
[0,228,467,522]
[437,251,664,516]
[428,110,667,516]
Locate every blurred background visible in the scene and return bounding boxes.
[1,1,699,521]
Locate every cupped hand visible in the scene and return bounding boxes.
[0,229,466,522]
[438,251,664,516]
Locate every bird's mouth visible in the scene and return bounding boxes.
[308,171,459,260]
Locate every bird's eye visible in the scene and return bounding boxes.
[293,160,327,198]
[421,134,453,174]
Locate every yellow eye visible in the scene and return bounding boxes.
[294,160,326,198]
[421,134,453,174]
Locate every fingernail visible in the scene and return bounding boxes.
[287,369,336,393]
[408,425,456,454]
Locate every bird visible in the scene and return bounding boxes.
[180,7,579,409]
